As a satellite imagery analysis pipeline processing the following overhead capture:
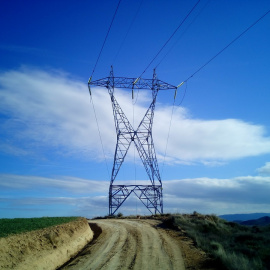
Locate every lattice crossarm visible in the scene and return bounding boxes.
[89,77,177,91]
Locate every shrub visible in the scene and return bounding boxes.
[117,212,123,218]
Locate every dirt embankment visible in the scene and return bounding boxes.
[0,218,93,270]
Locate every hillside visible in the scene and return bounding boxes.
[170,213,270,270]
[219,213,270,222]
[240,216,270,226]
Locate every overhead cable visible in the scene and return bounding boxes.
[161,99,176,178]
[135,0,201,82]
[177,7,270,88]
[89,95,110,179]
[89,0,122,81]
[112,0,144,65]
[155,0,212,69]
[88,1,122,178]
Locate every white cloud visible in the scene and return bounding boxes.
[1,171,270,217]
[163,176,270,205]
[0,67,113,160]
[1,67,270,164]
[257,162,270,176]
[154,110,270,163]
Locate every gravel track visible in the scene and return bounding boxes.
[60,219,185,270]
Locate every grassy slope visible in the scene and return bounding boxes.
[168,213,270,270]
[0,217,79,238]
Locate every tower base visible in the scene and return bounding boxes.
[109,184,163,215]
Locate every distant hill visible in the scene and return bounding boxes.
[240,216,270,226]
[219,213,270,222]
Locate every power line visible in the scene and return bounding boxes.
[161,83,187,177]
[89,95,110,179]
[88,0,122,178]
[161,99,176,178]
[137,0,201,79]
[90,0,122,80]
[112,0,144,65]
[177,7,270,88]
[155,0,212,69]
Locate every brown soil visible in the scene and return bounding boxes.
[0,218,93,270]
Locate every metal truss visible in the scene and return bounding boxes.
[89,67,176,215]
[109,185,163,215]
[89,76,176,91]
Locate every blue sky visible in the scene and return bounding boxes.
[1,0,270,218]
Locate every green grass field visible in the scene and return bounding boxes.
[0,217,79,238]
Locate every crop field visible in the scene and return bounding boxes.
[0,216,79,238]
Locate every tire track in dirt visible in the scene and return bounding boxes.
[60,219,185,270]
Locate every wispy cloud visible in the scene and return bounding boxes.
[257,162,270,176]
[0,142,30,156]
[1,67,270,164]
[0,174,108,194]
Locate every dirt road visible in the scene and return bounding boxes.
[60,219,185,270]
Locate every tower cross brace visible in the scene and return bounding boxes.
[89,67,176,215]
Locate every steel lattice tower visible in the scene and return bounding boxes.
[89,67,176,215]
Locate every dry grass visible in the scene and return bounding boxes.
[169,212,270,270]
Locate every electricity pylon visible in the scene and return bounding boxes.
[88,67,176,215]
